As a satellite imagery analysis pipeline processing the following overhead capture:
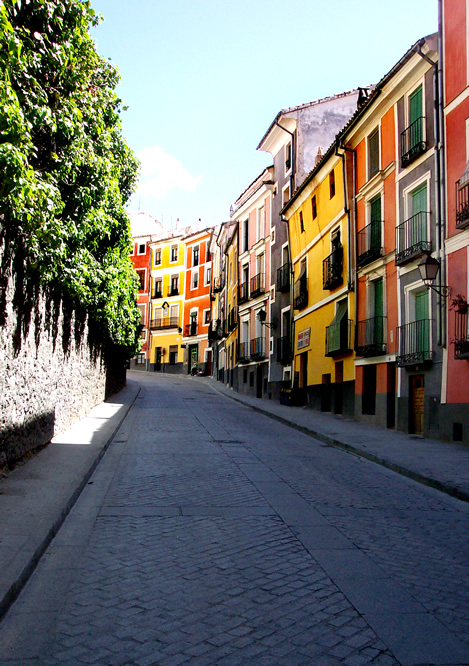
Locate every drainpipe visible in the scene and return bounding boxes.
[416,41,445,347]
[274,119,296,196]
[336,138,357,340]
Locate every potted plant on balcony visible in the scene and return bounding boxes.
[449,293,468,314]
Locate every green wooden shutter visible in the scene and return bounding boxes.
[409,86,423,125]
[373,278,384,345]
[415,291,429,355]
[370,196,382,252]
[411,183,427,246]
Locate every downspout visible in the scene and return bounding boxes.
[275,118,296,389]
[274,119,296,196]
[416,41,445,346]
[336,138,357,341]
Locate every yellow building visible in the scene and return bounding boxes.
[283,145,355,415]
[148,235,185,372]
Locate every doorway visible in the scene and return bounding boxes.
[189,344,198,374]
[155,347,162,371]
[409,374,425,435]
[256,365,263,399]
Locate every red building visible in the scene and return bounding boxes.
[442,0,469,441]
[182,228,213,374]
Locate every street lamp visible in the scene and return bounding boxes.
[418,253,451,297]
[257,309,275,329]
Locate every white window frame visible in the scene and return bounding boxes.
[170,245,178,263]
[154,247,162,265]
[285,142,292,176]
[203,308,211,325]
[137,242,146,256]
[282,183,291,207]
[191,269,199,290]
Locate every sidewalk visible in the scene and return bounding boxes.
[0,379,140,621]
[202,376,469,503]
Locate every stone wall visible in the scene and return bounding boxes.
[0,247,125,469]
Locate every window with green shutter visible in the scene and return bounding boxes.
[368,128,380,179]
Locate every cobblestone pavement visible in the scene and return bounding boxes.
[0,373,468,665]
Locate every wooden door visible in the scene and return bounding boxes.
[410,374,425,435]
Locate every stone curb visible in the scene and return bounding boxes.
[0,384,140,622]
[205,379,469,504]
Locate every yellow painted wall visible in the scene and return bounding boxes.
[288,156,356,388]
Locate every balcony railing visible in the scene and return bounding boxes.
[396,319,434,366]
[356,316,387,357]
[238,281,249,304]
[454,310,469,359]
[395,212,431,265]
[238,341,250,363]
[167,287,179,297]
[400,116,426,168]
[250,336,265,360]
[150,317,179,330]
[277,336,292,364]
[227,307,238,332]
[357,221,383,267]
[153,289,163,299]
[213,276,225,293]
[277,262,291,292]
[184,322,198,337]
[323,246,343,290]
[456,180,469,229]
[250,273,265,298]
[325,318,353,356]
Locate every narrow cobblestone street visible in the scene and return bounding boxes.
[1,373,468,665]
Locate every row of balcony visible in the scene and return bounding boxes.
[153,287,179,299]
[237,338,266,363]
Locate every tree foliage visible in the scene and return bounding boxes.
[0,0,141,355]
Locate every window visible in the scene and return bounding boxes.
[192,270,199,289]
[299,211,304,233]
[329,170,336,198]
[311,195,317,220]
[204,309,211,324]
[205,265,211,285]
[257,206,265,241]
[170,304,179,322]
[282,184,291,207]
[170,275,178,296]
[138,243,146,255]
[169,345,178,365]
[285,142,292,172]
[401,85,426,167]
[153,278,162,298]
[368,127,380,179]
[137,304,145,324]
[154,248,161,265]
[135,353,145,365]
[171,245,178,262]
[206,241,211,262]
[193,246,199,266]
[243,219,249,252]
[136,269,145,291]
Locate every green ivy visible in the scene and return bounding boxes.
[0,0,141,356]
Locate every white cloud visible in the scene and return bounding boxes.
[134,145,203,200]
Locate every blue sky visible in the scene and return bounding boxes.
[91,0,438,230]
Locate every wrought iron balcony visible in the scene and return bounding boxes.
[456,180,469,229]
[150,317,179,330]
[238,281,249,304]
[277,262,291,292]
[237,341,250,363]
[323,246,343,290]
[213,276,225,293]
[250,336,265,360]
[454,309,469,359]
[167,287,179,297]
[250,273,265,298]
[356,316,387,357]
[400,116,426,168]
[184,322,198,337]
[227,307,238,332]
[325,318,353,356]
[277,335,292,364]
[357,222,383,268]
[395,212,431,265]
[153,289,163,299]
[396,319,434,366]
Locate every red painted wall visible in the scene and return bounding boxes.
[444,0,467,105]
